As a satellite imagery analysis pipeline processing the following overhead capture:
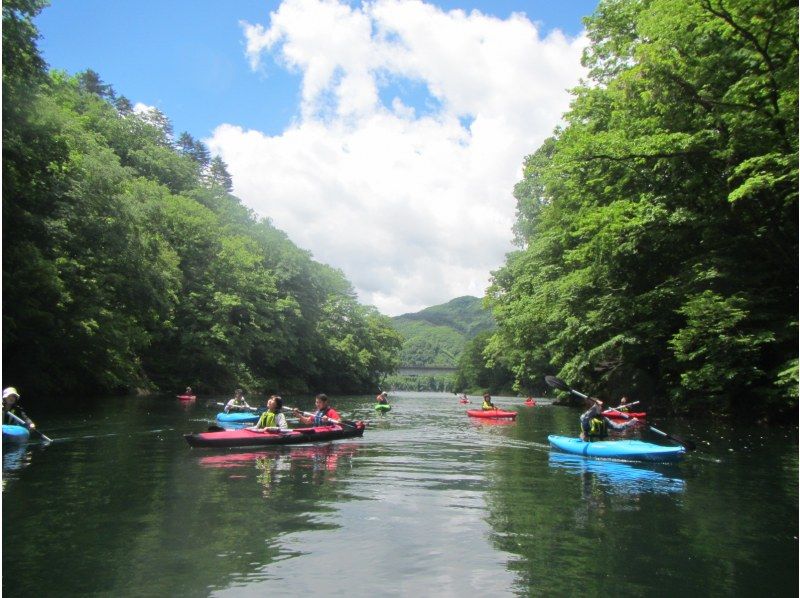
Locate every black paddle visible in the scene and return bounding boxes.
[544,375,696,451]
[5,411,53,443]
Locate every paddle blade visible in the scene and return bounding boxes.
[545,375,570,391]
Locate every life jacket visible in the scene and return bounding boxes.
[313,406,331,426]
[257,410,277,429]
[482,400,495,410]
[584,415,608,440]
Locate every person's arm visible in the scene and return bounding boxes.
[275,412,288,430]
[605,416,637,430]
[326,408,341,422]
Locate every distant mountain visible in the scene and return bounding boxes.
[391,296,495,367]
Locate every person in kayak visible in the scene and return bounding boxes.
[481,393,497,410]
[248,395,288,432]
[293,394,341,426]
[376,391,389,405]
[579,401,637,441]
[2,387,35,429]
[224,388,252,413]
[616,396,630,412]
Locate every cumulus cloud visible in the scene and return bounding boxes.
[208,0,587,315]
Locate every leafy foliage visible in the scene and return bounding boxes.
[487,0,797,416]
[391,296,495,367]
[2,4,401,396]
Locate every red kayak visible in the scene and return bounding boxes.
[466,409,517,420]
[524,399,536,406]
[602,409,646,420]
[185,422,365,448]
[177,394,197,401]
[459,399,470,404]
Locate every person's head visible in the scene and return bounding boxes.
[268,395,283,412]
[235,388,243,397]
[186,386,192,393]
[483,393,491,400]
[619,396,628,405]
[381,391,388,397]
[2,387,20,406]
[315,393,329,409]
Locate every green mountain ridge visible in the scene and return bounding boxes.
[391,296,495,367]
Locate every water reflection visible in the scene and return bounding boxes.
[548,452,685,496]
[198,443,361,497]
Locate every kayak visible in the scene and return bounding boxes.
[602,409,646,420]
[524,399,536,406]
[547,435,685,462]
[2,424,30,445]
[185,422,366,448]
[177,394,196,401]
[466,409,517,420]
[459,399,470,404]
[216,411,261,424]
[374,404,392,412]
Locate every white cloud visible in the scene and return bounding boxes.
[208,0,587,315]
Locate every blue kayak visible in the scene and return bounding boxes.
[215,411,261,424]
[548,434,685,462]
[2,424,30,445]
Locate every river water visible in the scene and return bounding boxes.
[2,391,797,596]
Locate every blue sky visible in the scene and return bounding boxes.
[35,1,599,315]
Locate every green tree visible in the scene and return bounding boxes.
[488,0,797,416]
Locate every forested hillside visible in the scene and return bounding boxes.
[485,0,797,416]
[2,0,402,397]
[391,296,495,367]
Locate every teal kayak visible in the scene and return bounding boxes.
[547,434,685,462]
[374,404,391,412]
[215,411,261,424]
[2,424,30,445]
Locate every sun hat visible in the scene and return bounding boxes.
[3,387,20,399]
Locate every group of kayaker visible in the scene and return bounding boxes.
[229,391,342,432]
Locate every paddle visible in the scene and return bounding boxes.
[602,400,641,413]
[215,401,258,412]
[5,411,53,443]
[282,406,359,429]
[544,375,696,451]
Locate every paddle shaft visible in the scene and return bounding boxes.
[282,406,357,429]
[5,410,52,443]
[602,400,641,411]
[215,401,257,411]
[544,376,695,451]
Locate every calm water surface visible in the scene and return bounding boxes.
[3,391,797,596]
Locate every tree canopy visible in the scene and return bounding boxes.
[487,0,797,416]
[2,0,402,396]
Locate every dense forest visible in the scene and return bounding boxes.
[2,0,403,397]
[484,0,797,416]
[391,296,495,367]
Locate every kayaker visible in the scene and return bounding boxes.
[481,393,497,410]
[579,401,637,441]
[376,391,389,405]
[224,388,252,413]
[525,396,537,406]
[248,395,288,432]
[293,394,341,426]
[2,387,35,429]
[616,396,630,412]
